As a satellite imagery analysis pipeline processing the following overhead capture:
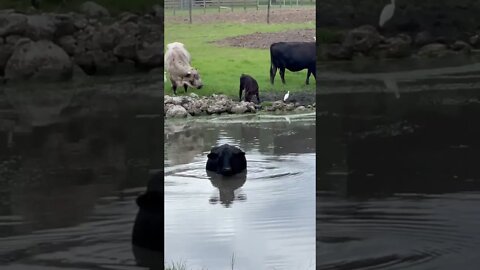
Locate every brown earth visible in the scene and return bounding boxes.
[165,7,315,24]
[214,28,315,49]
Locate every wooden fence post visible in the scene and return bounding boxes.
[189,0,192,23]
[267,0,270,23]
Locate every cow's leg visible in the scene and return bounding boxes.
[270,63,277,85]
[306,69,312,85]
[184,84,188,93]
[245,93,251,102]
[256,93,260,104]
[279,67,286,84]
[171,79,178,96]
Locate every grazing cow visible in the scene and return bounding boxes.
[270,42,316,85]
[164,42,203,95]
[239,74,260,103]
[206,144,247,176]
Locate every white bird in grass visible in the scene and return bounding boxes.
[379,0,395,28]
[283,91,290,102]
[383,77,400,99]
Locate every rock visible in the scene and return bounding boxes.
[57,35,76,55]
[80,1,110,18]
[451,40,472,53]
[414,31,434,47]
[0,13,28,37]
[417,43,450,58]
[122,22,140,38]
[0,43,13,74]
[113,35,137,60]
[73,15,88,30]
[207,105,224,114]
[75,50,118,75]
[137,41,163,69]
[231,104,248,114]
[190,93,199,99]
[182,100,203,115]
[294,106,306,112]
[24,15,56,40]
[469,34,480,48]
[166,105,188,118]
[383,34,412,58]
[119,12,139,24]
[285,103,295,111]
[92,24,125,51]
[343,25,381,53]
[53,14,77,37]
[5,39,73,81]
[5,35,21,45]
[326,43,353,60]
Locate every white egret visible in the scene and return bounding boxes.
[283,90,290,102]
[379,0,395,28]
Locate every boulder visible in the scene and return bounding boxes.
[5,39,73,81]
[74,49,118,75]
[383,34,412,58]
[417,43,450,58]
[92,23,125,51]
[0,43,13,74]
[342,25,381,53]
[24,15,56,40]
[113,35,138,60]
[137,41,163,69]
[80,1,110,18]
[414,31,434,47]
[0,13,28,37]
[166,105,189,118]
[57,35,77,55]
[450,40,472,53]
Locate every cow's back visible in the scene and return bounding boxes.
[270,42,316,71]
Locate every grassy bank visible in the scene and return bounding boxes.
[164,22,315,98]
[0,0,161,14]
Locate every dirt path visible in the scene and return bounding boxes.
[214,29,315,49]
[165,7,315,24]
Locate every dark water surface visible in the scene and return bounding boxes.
[165,114,316,270]
[0,74,162,269]
[317,56,480,270]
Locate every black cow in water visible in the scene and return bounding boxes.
[269,42,316,85]
[206,144,247,176]
[239,74,260,103]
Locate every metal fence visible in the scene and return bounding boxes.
[165,0,314,13]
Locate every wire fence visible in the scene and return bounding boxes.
[165,0,314,21]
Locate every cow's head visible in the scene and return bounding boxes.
[183,68,203,89]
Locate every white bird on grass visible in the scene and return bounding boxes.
[383,77,400,99]
[283,91,290,102]
[379,0,395,28]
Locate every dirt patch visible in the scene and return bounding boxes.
[165,8,315,24]
[215,29,314,49]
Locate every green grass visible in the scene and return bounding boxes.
[165,21,316,97]
[0,0,162,14]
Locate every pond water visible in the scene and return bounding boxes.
[164,113,316,270]
[317,55,480,270]
[0,74,163,270]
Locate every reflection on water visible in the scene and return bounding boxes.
[165,115,315,270]
[0,74,162,269]
[318,56,480,270]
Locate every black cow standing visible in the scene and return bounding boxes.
[239,74,260,103]
[270,42,316,85]
[206,144,247,176]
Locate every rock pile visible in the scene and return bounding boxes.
[164,93,315,118]
[0,1,163,82]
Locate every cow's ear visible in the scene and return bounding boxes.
[238,151,245,156]
[208,153,217,159]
